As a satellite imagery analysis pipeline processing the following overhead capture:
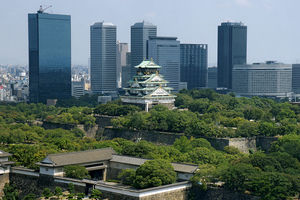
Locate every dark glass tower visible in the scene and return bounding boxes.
[28,11,71,103]
[130,21,157,77]
[292,64,300,94]
[217,22,247,89]
[180,44,208,89]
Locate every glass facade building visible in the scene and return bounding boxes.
[148,36,180,92]
[292,64,300,94]
[130,21,157,77]
[90,22,117,94]
[208,67,218,89]
[28,12,71,103]
[217,22,247,89]
[180,44,208,89]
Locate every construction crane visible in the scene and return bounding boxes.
[37,5,52,13]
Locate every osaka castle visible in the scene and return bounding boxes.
[121,60,176,111]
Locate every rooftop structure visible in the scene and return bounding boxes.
[121,60,176,111]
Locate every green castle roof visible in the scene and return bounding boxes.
[134,60,161,69]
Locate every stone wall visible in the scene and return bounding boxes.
[95,115,116,128]
[10,172,40,197]
[77,124,99,138]
[0,173,9,196]
[101,128,278,153]
[256,136,278,152]
[192,187,260,200]
[100,128,184,145]
[141,187,188,200]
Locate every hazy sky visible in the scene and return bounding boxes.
[0,0,299,66]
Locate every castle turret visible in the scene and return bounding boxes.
[121,60,176,111]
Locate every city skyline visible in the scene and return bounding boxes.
[0,0,299,66]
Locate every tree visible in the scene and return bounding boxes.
[118,169,136,185]
[246,172,294,200]
[68,183,75,194]
[22,193,36,200]
[76,193,85,200]
[173,136,193,153]
[220,163,259,192]
[42,188,53,199]
[90,189,102,200]
[2,183,19,200]
[54,186,63,196]
[133,159,177,189]
[64,165,90,179]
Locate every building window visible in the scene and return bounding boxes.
[45,168,49,171]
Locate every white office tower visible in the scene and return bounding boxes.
[90,22,117,94]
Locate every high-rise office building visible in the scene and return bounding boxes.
[28,10,71,103]
[208,67,218,89]
[148,36,180,92]
[292,64,300,94]
[122,52,131,88]
[90,22,117,94]
[217,22,247,89]
[116,42,129,88]
[232,62,292,97]
[130,21,157,76]
[180,44,208,89]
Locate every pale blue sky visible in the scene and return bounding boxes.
[0,0,299,66]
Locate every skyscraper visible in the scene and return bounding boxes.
[148,36,180,92]
[90,22,117,94]
[180,44,208,89]
[122,52,131,88]
[208,67,218,89]
[116,42,129,88]
[130,21,157,76]
[217,22,247,89]
[28,10,71,103]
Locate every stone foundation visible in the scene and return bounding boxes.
[0,173,9,197]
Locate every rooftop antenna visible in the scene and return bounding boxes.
[37,5,52,13]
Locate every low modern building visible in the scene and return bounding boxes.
[37,147,198,182]
[72,78,85,98]
[232,62,292,97]
[121,60,176,111]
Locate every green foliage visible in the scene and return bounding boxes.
[221,163,260,192]
[246,172,295,200]
[223,146,241,155]
[64,165,90,179]
[22,193,36,200]
[271,134,300,161]
[118,169,136,185]
[94,102,141,116]
[42,188,53,199]
[76,193,85,200]
[90,189,102,200]
[2,183,19,200]
[54,186,63,196]
[132,159,177,189]
[68,183,75,194]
